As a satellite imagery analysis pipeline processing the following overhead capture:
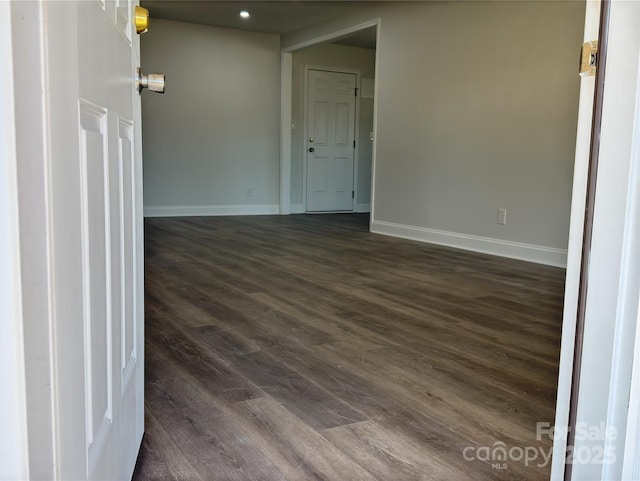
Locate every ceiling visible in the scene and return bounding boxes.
[141,1,380,48]
[332,25,377,49]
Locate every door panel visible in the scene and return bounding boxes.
[44,0,144,479]
[314,77,330,93]
[314,102,329,145]
[115,0,132,39]
[335,157,350,193]
[335,103,349,146]
[306,69,356,212]
[311,156,329,193]
[79,101,113,475]
[335,80,352,95]
[118,118,137,393]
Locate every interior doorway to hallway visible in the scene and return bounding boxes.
[285,24,378,216]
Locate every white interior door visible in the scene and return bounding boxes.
[306,69,356,212]
[44,1,144,479]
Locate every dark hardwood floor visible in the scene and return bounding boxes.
[133,214,564,481]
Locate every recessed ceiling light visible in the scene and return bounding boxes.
[239,10,250,19]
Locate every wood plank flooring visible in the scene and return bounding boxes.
[133,214,565,481]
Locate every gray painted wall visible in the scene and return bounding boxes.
[284,1,584,259]
[141,3,584,263]
[141,19,280,216]
[290,43,376,211]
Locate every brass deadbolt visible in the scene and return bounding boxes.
[135,6,149,35]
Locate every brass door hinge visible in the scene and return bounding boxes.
[579,41,598,77]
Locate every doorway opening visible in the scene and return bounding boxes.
[280,22,379,218]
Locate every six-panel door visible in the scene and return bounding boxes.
[306,69,357,212]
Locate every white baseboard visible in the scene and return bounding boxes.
[371,219,567,268]
[144,204,280,218]
[289,203,369,214]
[290,203,305,214]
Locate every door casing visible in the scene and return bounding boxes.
[279,19,381,218]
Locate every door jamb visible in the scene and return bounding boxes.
[303,66,360,213]
[564,1,610,478]
[279,19,380,217]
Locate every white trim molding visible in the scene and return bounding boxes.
[279,19,380,217]
[280,52,292,215]
[371,220,567,267]
[282,19,379,53]
[623,288,640,479]
[622,290,640,480]
[144,204,280,218]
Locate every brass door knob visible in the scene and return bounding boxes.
[136,68,165,94]
[135,6,149,34]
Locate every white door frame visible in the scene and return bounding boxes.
[280,19,380,217]
[552,0,640,479]
[607,2,640,475]
[550,1,601,478]
[623,287,640,479]
[303,65,360,213]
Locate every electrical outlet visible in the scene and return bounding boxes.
[497,208,507,225]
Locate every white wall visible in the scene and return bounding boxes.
[290,43,376,212]
[283,1,584,266]
[141,19,281,217]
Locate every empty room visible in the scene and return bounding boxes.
[5,1,640,481]
[138,1,579,479]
